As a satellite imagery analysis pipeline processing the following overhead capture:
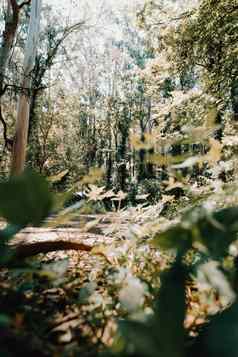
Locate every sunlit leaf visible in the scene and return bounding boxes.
[171,156,199,169]
[111,191,127,201]
[205,107,218,128]
[81,167,104,185]
[47,169,69,184]
[135,194,150,200]
[130,133,156,151]
[164,177,185,191]
[161,194,175,204]
[147,152,193,167]
[205,138,222,164]
[85,185,106,201]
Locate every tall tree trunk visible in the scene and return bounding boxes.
[11,0,42,175]
[0,1,20,148]
[0,1,19,91]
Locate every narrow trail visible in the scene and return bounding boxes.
[7,214,119,259]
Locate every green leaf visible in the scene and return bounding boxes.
[0,170,53,226]
[152,258,187,357]
[119,320,159,357]
[205,302,238,357]
[118,258,187,357]
[153,206,238,259]
[151,226,192,252]
[189,302,238,357]
[196,206,238,258]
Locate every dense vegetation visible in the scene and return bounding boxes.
[0,0,238,356]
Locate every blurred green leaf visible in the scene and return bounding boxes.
[152,206,238,259]
[205,302,238,357]
[0,224,22,241]
[151,225,192,252]
[118,258,187,357]
[152,257,186,357]
[197,261,235,301]
[119,319,158,357]
[78,282,97,304]
[0,170,53,226]
[189,302,238,357]
[0,245,15,265]
[196,206,238,258]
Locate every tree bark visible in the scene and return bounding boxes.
[0,1,20,148]
[11,0,42,175]
[0,1,20,90]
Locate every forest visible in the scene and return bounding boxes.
[0,0,238,356]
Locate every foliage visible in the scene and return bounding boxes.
[1,0,238,356]
[0,170,53,227]
[105,205,238,357]
[172,0,238,107]
[0,170,53,264]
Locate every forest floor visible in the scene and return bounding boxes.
[0,211,143,356]
[0,208,223,357]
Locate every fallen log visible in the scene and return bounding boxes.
[10,240,92,259]
[7,228,112,260]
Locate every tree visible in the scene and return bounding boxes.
[170,0,238,119]
[27,16,85,172]
[11,0,42,175]
[0,0,31,150]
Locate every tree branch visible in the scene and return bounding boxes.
[150,11,192,28]
[18,0,31,10]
